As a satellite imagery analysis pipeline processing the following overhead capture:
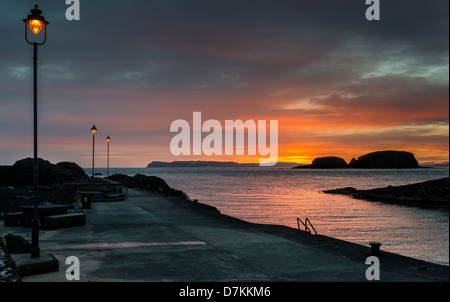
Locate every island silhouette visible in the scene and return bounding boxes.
[293,150,420,169]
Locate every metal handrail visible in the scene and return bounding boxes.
[297,217,317,235]
[305,218,317,235]
[297,218,310,234]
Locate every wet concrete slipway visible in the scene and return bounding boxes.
[1,188,448,286]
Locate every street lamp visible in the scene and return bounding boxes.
[24,5,49,258]
[91,125,97,177]
[106,136,111,177]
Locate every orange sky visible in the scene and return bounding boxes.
[0,1,448,167]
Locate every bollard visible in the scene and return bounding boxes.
[369,241,382,256]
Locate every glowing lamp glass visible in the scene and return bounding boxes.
[29,20,44,35]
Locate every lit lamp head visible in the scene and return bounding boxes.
[91,125,97,134]
[23,5,49,45]
[107,136,111,142]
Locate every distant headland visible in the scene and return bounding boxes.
[146,161,299,168]
[148,161,244,168]
[293,150,423,169]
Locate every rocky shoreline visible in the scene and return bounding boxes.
[324,177,449,210]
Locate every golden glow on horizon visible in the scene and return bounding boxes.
[278,156,314,164]
[29,20,44,35]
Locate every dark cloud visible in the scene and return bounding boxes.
[0,0,448,166]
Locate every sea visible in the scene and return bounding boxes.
[88,166,449,266]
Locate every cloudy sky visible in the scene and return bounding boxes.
[0,0,448,167]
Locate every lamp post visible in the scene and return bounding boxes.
[91,125,97,177]
[106,136,111,177]
[24,5,49,258]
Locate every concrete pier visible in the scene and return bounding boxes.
[2,188,448,282]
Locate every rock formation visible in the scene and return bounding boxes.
[106,174,186,198]
[0,158,88,188]
[348,151,419,169]
[0,159,89,214]
[324,177,449,210]
[293,156,348,169]
[311,156,348,169]
[293,150,421,169]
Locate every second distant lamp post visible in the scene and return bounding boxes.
[106,136,111,177]
[91,125,97,177]
[24,5,49,258]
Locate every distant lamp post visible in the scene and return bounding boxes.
[91,125,97,177]
[106,136,111,177]
[24,5,49,259]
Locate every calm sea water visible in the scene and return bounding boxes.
[91,166,449,265]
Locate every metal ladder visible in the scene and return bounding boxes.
[297,217,317,235]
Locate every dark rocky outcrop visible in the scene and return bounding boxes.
[324,177,449,210]
[293,156,348,169]
[0,158,88,188]
[56,161,87,178]
[0,158,191,214]
[106,174,186,198]
[311,157,348,169]
[0,159,89,214]
[348,151,419,169]
[293,150,421,169]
